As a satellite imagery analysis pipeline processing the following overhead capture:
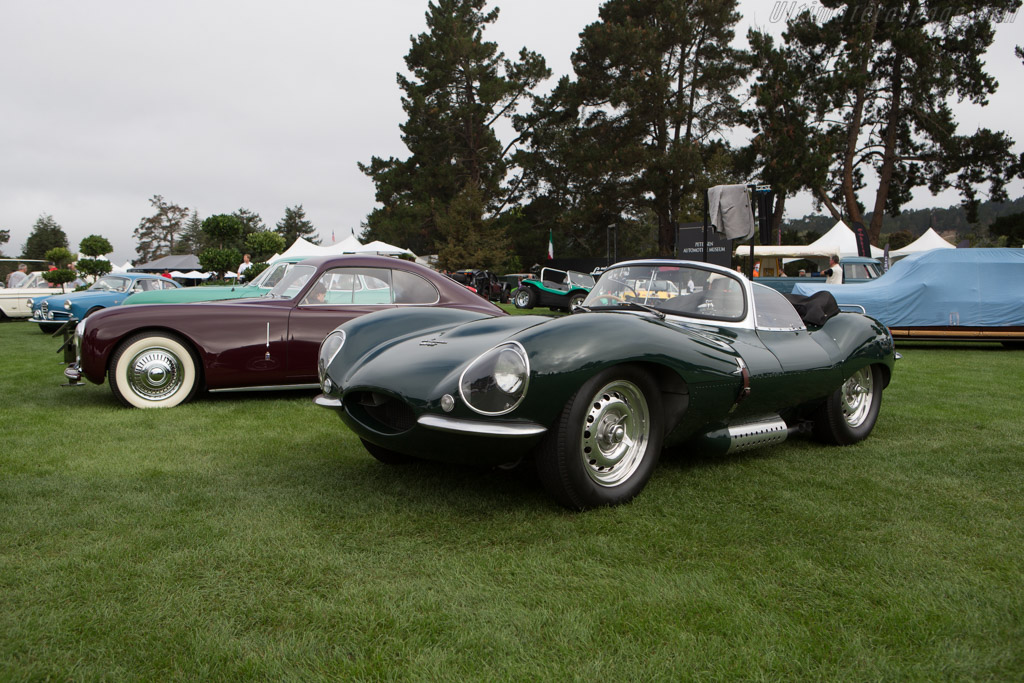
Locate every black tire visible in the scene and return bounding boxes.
[108,332,201,408]
[568,292,587,310]
[813,365,883,445]
[1001,341,1024,350]
[360,438,413,464]
[84,306,103,318]
[38,322,64,334]
[514,286,536,309]
[535,365,663,509]
[499,288,510,304]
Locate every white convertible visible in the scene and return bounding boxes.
[0,272,66,319]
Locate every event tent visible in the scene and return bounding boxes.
[734,221,884,259]
[889,227,956,258]
[353,240,416,257]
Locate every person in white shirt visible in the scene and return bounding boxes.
[6,263,28,288]
[237,254,252,281]
[823,256,843,285]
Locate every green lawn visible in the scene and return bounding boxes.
[1,320,1022,680]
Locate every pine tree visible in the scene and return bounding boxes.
[133,195,189,262]
[786,0,1021,243]
[521,0,749,256]
[275,205,320,246]
[22,214,69,260]
[360,0,548,257]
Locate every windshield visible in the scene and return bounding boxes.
[17,273,49,289]
[246,261,292,288]
[266,265,315,300]
[567,271,596,288]
[90,276,130,293]
[583,264,747,321]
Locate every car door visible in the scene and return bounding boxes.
[751,284,841,403]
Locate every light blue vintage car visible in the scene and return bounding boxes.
[29,273,181,333]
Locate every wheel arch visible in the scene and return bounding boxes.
[103,325,206,389]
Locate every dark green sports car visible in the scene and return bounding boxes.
[316,260,897,509]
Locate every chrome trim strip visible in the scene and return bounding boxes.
[314,394,343,409]
[417,414,547,437]
[208,383,320,393]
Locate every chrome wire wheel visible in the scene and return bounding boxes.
[840,367,875,428]
[579,379,650,487]
[126,346,185,401]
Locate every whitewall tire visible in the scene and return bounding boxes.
[109,333,200,409]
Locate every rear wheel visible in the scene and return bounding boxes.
[109,332,200,408]
[813,365,882,445]
[568,292,587,310]
[535,366,663,509]
[360,438,413,464]
[514,286,536,309]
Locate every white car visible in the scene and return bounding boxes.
[0,272,67,319]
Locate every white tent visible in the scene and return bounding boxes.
[889,228,956,258]
[734,221,883,259]
[353,240,416,257]
[272,235,365,261]
[805,221,885,258]
[111,261,133,273]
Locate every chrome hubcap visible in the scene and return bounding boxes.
[841,367,874,428]
[580,380,649,487]
[127,348,183,400]
[515,290,530,306]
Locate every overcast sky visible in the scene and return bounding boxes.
[2,0,1021,264]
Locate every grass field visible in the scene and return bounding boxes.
[1,318,1022,680]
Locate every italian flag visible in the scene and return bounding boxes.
[547,229,554,260]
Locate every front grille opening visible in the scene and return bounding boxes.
[346,391,415,434]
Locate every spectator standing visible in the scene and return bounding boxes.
[237,254,252,281]
[823,256,843,285]
[6,263,28,287]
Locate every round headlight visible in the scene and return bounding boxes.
[64,300,72,311]
[459,342,529,416]
[318,330,346,387]
[26,298,34,307]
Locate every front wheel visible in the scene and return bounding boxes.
[535,366,663,509]
[568,292,587,310]
[38,322,64,335]
[514,286,536,309]
[813,365,882,445]
[109,332,200,408]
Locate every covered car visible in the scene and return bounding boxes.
[29,273,181,333]
[63,255,503,408]
[791,248,1024,344]
[316,260,897,509]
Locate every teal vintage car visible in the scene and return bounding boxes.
[123,256,306,306]
[315,260,897,509]
[512,267,594,311]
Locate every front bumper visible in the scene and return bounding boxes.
[314,393,548,465]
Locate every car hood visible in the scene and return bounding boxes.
[124,285,261,305]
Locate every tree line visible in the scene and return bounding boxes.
[360,0,1023,269]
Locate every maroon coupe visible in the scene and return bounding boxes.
[63,255,504,408]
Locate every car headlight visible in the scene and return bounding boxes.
[26,298,33,307]
[64,300,72,311]
[459,342,529,416]
[318,330,346,390]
